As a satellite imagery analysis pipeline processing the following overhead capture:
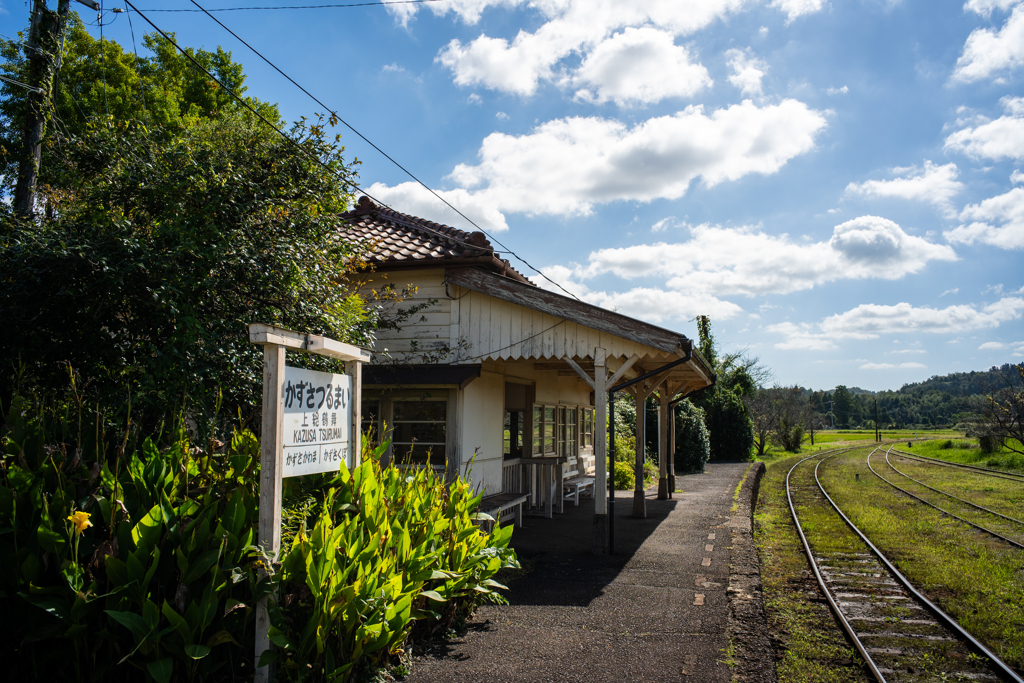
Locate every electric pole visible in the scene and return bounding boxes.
[12,0,75,217]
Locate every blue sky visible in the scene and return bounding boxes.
[3,0,1023,391]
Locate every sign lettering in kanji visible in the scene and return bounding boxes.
[281,365,352,477]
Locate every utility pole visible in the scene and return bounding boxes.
[874,399,879,442]
[13,0,74,218]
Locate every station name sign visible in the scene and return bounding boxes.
[281,365,353,477]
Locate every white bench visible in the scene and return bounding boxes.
[562,476,595,506]
[478,492,529,531]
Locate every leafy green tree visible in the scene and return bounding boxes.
[693,316,756,461]
[833,385,854,427]
[1,13,279,200]
[0,112,366,426]
[674,399,710,473]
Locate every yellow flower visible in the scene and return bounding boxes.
[67,511,92,535]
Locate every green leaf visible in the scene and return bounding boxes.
[181,548,219,585]
[184,644,211,660]
[37,527,66,556]
[206,629,240,647]
[146,657,173,683]
[419,590,446,602]
[106,609,150,639]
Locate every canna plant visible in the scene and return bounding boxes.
[266,442,518,682]
[0,393,265,682]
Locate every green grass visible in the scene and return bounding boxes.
[902,438,1024,474]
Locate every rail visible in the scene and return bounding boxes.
[789,448,1024,683]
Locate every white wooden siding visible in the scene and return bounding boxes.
[452,289,675,363]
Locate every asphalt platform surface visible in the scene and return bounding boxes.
[409,462,756,683]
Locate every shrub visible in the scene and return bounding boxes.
[266,452,518,681]
[1,392,517,682]
[703,391,755,462]
[980,434,1003,453]
[674,400,710,474]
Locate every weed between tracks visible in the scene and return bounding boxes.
[820,451,1024,670]
[755,454,871,683]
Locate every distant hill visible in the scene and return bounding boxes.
[897,364,1023,397]
[808,363,1023,429]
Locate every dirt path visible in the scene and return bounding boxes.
[409,462,768,683]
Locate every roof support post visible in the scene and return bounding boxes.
[657,392,670,500]
[592,348,608,555]
[629,374,669,518]
[668,400,676,498]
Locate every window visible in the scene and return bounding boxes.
[503,410,524,459]
[582,408,594,448]
[391,399,447,465]
[533,404,587,457]
[567,407,577,458]
[532,405,557,455]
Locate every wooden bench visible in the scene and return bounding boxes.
[478,492,529,531]
[562,476,595,506]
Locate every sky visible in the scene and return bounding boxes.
[2,0,1023,392]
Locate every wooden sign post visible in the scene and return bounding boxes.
[248,323,371,682]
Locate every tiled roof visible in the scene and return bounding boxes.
[341,196,533,284]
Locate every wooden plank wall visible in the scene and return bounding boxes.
[456,289,675,362]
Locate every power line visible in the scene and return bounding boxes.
[0,73,44,94]
[139,0,442,10]
[124,1,147,115]
[184,0,582,301]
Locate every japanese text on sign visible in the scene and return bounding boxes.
[282,365,352,477]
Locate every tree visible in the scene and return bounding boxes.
[1,112,366,427]
[744,389,779,457]
[833,385,854,427]
[692,316,756,461]
[803,397,826,445]
[979,365,1024,455]
[1,13,279,202]
[772,386,805,452]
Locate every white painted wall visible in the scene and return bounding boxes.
[459,369,505,494]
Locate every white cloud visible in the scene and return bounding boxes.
[651,216,678,233]
[467,93,483,105]
[889,348,928,354]
[382,63,405,73]
[725,49,767,97]
[529,267,743,322]
[946,184,1024,249]
[549,216,954,307]
[941,287,960,296]
[769,297,1024,348]
[496,111,509,120]
[571,28,712,106]
[826,85,849,95]
[770,0,826,22]
[759,26,769,36]
[823,298,1024,337]
[443,99,827,217]
[433,0,750,98]
[844,161,964,216]
[979,341,1007,349]
[362,181,510,233]
[944,97,1024,160]
[860,362,927,370]
[952,4,1024,82]
[963,0,1021,19]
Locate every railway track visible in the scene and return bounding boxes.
[787,447,1024,683]
[890,448,1024,483]
[867,447,1024,549]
